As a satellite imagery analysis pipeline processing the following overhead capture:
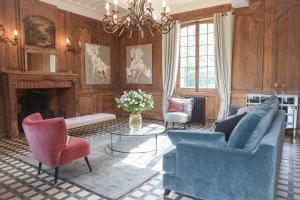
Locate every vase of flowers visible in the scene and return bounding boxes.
[116,90,154,132]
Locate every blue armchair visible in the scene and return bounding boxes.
[163,98,285,200]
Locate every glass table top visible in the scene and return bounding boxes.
[106,123,165,136]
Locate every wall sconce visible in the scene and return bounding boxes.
[0,24,18,45]
[66,37,82,53]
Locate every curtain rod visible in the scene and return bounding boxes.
[179,11,235,24]
[179,17,213,25]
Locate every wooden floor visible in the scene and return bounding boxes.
[0,119,298,200]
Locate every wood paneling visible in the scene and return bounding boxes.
[232,0,264,91]
[274,1,300,92]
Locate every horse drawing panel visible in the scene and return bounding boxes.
[126,44,152,84]
[85,43,111,84]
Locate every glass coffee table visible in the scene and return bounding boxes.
[106,123,165,153]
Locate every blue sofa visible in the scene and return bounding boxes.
[163,96,285,200]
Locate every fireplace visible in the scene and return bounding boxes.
[0,71,79,137]
[18,90,55,131]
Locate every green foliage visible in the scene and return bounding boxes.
[116,90,154,114]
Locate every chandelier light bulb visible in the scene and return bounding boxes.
[162,0,167,8]
[114,0,118,5]
[105,2,110,10]
[148,0,152,3]
[166,6,170,13]
[127,17,131,22]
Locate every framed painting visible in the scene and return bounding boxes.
[85,43,111,85]
[126,44,152,84]
[24,16,55,48]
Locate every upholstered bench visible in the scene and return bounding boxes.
[65,113,116,129]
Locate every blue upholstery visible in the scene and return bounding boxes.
[228,104,239,116]
[226,113,262,149]
[167,130,226,146]
[163,149,176,174]
[163,98,285,200]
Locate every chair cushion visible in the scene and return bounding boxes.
[168,99,185,112]
[244,110,274,150]
[165,112,189,123]
[214,112,246,141]
[163,149,176,174]
[60,136,90,165]
[227,113,263,149]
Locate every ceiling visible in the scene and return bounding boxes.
[40,0,249,20]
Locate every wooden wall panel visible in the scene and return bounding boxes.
[274,1,300,92]
[232,0,264,91]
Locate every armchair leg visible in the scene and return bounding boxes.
[84,157,92,172]
[184,123,187,130]
[164,189,171,197]
[165,122,168,130]
[38,162,42,174]
[54,167,59,184]
[172,122,175,128]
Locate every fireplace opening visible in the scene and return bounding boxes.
[17,88,76,132]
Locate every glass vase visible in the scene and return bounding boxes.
[129,113,142,132]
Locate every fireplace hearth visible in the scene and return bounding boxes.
[18,91,55,131]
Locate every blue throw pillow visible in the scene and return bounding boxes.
[227,113,263,149]
[244,110,273,150]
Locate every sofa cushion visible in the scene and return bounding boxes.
[165,112,189,123]
[227,113,263,149]
[244,110,274,150]
[163,149,176,174]
[214,112,246,141]
[168,99,185,112]
[228,104,239,116]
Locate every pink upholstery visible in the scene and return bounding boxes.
[22,113,90,168]
[65,113,116,129]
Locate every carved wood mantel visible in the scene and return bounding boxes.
[0,71,79,138]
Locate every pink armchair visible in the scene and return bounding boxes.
[22,113,92,184]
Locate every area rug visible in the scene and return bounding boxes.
[20,133,173,200]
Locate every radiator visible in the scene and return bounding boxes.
[185,96,206,125]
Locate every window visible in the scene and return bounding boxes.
[179,21,216,90]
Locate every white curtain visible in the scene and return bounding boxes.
[162,21,180,121]
[214,12,235,120]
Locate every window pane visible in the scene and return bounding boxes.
[208,56,215,66]
[180,77,187,88]
[188,67,195,76]
[180,68,188,77]
[199,56,207,66]
[207,78,215,88]
[188,25,196,35]
[199,24,207,34]
[180,57,187,68]
[208,24,214,33]
[188,78,195,88]
[208,67,215,77]
[188,57,196,68]
[180,47,188,57]
[199,67,207,77]
[208,33,214,44]
[208,45,214,55]
[180,36,187,46]
[188,46,196,56]
[199,35,207,45]
[188,36,196,46]
[181,27,187,36]
[200,45,208,56]
[199,78,207,88]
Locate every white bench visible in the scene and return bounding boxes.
[65,113,116,129]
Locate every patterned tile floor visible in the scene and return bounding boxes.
[0,118,299,200]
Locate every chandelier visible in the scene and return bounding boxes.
[102,0,175,38]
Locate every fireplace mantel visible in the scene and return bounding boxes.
[0,71,80,138]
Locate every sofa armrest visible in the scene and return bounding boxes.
[167,130,226,146]
[175,141,276,196]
